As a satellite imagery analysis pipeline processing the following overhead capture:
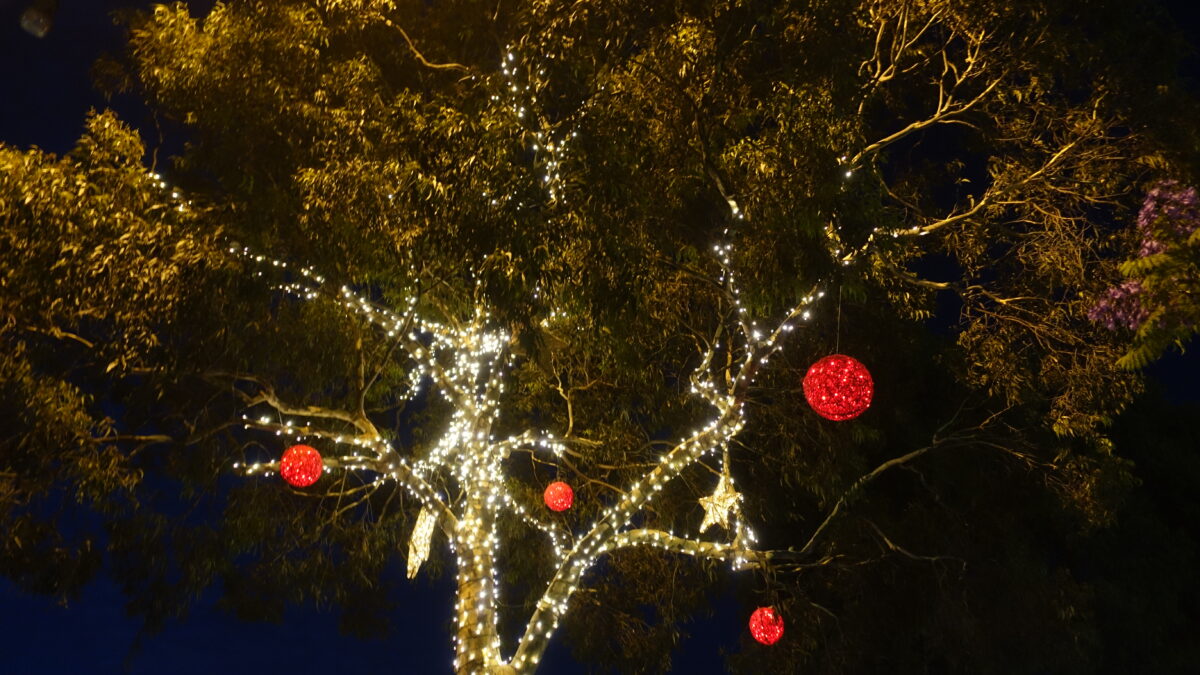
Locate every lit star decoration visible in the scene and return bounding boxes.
[408,505,439,579]
[543,481,574,512]
[749,606,785,645]
[802,354,874,421]
[280,444,323,487]
[699,472,741,533]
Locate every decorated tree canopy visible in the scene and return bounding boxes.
[3,0,1200,673]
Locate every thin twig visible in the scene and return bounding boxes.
[385,20,470,72]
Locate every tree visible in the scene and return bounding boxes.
[0,110,223,599]
[1090,180,1200,369]
[3,0,1197,672]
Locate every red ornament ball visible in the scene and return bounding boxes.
[802,354,874,421]
[749,606,785,645]
[543,481,574,512]
[280,444,323,488]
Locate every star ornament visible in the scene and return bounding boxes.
[699,473,742,532]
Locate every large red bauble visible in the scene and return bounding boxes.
[543,481,574,512]
[749,606,785,645]
[280,444,323,488]
[802,354,873,421]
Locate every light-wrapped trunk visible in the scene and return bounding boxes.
[453,496,506,674]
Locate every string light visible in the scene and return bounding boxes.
[91,9,976,659]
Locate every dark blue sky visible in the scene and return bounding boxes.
[1,1,1197,674]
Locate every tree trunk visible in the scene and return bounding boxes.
[453,496,505,674]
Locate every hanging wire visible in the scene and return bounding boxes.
[835,285,843,353]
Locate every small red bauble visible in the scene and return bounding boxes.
[802,354,873,421]
[749,606,784,645]
[543,481,574,512]
[280,444,323,488]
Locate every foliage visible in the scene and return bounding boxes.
[1089,181,1200,369]
[0,110,223,600]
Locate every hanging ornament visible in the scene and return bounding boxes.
[407,505,439,579]
[802,354,873,421]
[543,481,574,512]
[280,444,323,488]
[749,606,785,645]
[699,471,741,533]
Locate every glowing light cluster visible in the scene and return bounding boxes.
[225,238,829,672]
[496,46,579,205]
[224,223,828,671]
[802,354,874,421]
[280,444,323,487]
[749,606,785,645]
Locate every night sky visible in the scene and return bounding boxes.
[1,1,1197,673]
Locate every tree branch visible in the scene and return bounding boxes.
[235,380,380,438]
[799,404,975,557]
[851,70,1006,168]
[383,20,470,73]
[240,418,457,533]
[863,519,967,571]
[608,528,837,570]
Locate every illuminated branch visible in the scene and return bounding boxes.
[246,386,377,437]
[607,529,837,570]
[857,4,945,114]
[797,444,937,557]
[510,293,820,670]
[26,323,96,349]
[835,132,1086,266]
[863,520,967,570]
[239,417,457,530]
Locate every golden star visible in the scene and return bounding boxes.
[699,473,741,533]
